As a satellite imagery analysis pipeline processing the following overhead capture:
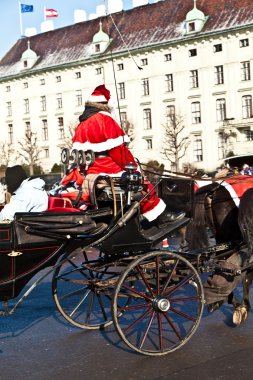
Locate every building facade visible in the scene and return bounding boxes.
[0,0,253,173]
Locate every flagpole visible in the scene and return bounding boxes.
[19,1,23,37]
[44,6,46,21]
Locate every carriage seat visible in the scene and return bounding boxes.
[46,196,81,213]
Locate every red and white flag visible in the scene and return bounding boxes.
[45,8,58,18]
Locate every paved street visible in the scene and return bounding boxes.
[1,266,253,380]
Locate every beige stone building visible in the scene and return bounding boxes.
[0,0,253,173]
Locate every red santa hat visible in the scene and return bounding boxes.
[87,84,111,103]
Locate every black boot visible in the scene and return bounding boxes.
[155,210,185,228]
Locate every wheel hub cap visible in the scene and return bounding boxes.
[157,298,170,312]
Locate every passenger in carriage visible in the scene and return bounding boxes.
[72,84,184,227]
[240,163,253,175]
[0,165,48,221]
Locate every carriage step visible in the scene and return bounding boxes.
[141,217,189,243]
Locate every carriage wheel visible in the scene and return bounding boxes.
[112,250,204,356]
[52,249,119,329]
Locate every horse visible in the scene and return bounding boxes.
[186,175,253,324]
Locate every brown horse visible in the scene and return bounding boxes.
[186,177,253,324]
[186,181,242,250]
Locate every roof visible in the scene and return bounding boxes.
[1,0,253,77]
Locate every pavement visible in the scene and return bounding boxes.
[1,263,253,380]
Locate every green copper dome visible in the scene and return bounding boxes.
[21,41,38,60]
[92,22,110,43]
[186,0,205,21]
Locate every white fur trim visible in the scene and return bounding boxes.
[72,134,130,153]
[88,95,108,103]
[142,198,166,222]
[219,181,240,207]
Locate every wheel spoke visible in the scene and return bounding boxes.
[156,256,160,295]
[164,273,196,298]
[96,292,109,322]
[136,265,155,297]
[124,307,153,334]
[157,312,164,351]
[163,312,182,340]
[69,289,91,317]
[118,302,151,312]
[139,311,156,349]
[170,296,202,303]
[59,285,89,301]
[122,284,152,301]
[169,306,197,322]
[161,259,179,294]
[85,292,95,324]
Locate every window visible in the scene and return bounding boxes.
[191,102,201,124]
[241,61,251,81]
[75,71,81,79]
[141,78,149,96]
[40,96,46,112]
[216,98,226,121]
[95,44,100,52]
[23,60,28,68]
[8,124,13,144]
[24,98,29,114]
[141,58,148,66]
[56,93,63,109]
[7,101,12,117]
[189,48,197,57]
[118,82,126,99]
[143,108,152,130]
[118,63,124,70]
[44,148,49,158]
[214,65,224,85]
[166,105,175,124]
[144,138,153,150]
[23,82,28,88]
[242,95,252,119]
[243,128,253,141]
[164,53,172,61]
[56,76,61,83]
[42,119,48,141]
[58,117,64,139]
[193,137,203,161]
[76,90,82,107]
[218,133,225,159]
[40,78,45,85]
[25,121,31,134]
[96,67,102,75]
[188,22,195,32]
[165,74,173,92]
[240,38,249,48]
[213,43,222,52]
[6,85,11,92]
[190,70,199,88]
[120,112,127,131]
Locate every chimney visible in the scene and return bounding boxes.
[108,0,123,13]
[25,27,37,37]
[41,20,54,33]
[89,13,98,20]
[96,4,106,16]
[74,9,87,23]
[132,0,149,7]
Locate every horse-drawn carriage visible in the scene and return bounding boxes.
[0,150,252,356]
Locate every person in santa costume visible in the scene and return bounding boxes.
[72,84,184,227]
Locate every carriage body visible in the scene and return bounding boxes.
[0,171,239,356]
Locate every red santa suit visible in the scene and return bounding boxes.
[72,85,166,222]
